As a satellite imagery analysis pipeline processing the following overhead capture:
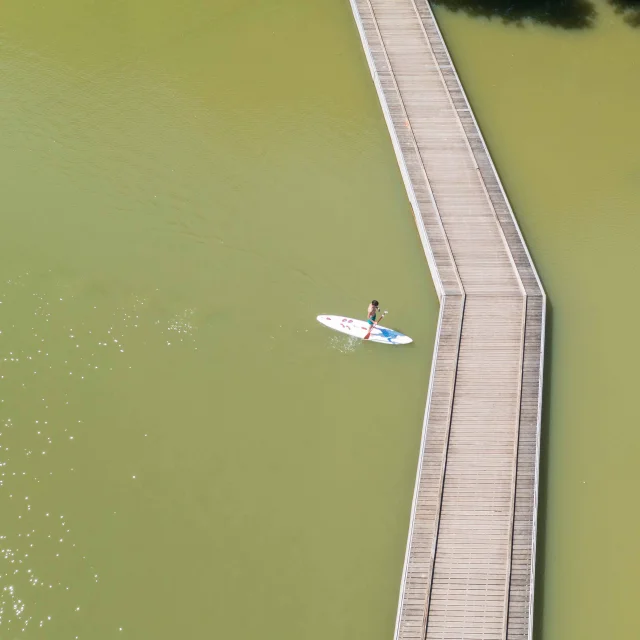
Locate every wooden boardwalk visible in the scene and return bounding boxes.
[347,1,546,638]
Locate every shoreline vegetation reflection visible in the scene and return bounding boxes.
[609,0,640,26]
[433,0,640,28]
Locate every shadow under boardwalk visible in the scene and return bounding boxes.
[347,1,546,638]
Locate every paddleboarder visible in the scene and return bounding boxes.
[367,300,380,326]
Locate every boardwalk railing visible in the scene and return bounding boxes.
[347,1,546,638]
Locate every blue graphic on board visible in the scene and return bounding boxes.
[376,327,401,343]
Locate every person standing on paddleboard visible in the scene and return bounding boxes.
[367,300,379,326]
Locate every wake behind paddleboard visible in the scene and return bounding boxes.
[317,315,412,345]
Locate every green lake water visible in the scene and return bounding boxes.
[2,0,640,638]
[0,1,438,638]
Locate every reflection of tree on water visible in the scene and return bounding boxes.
[433,0,640,29]
[609,0,640,26]
[432,0,596,29]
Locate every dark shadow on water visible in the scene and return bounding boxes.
[608,0,640,26]
[432,0,597,29]
[532,298,553,639]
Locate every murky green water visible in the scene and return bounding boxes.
[3,0,639,638]
[0,1,439,637]
[433,1,640,638]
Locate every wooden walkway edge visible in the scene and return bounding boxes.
[347,1,546,638]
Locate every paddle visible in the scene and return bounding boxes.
[363,309,388,341]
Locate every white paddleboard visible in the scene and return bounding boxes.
[317,315,412,345]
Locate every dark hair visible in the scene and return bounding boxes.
[372,299,379,306]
